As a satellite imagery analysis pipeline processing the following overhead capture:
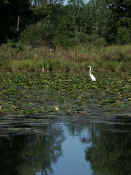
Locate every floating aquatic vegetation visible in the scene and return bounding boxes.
[0,72,130,118]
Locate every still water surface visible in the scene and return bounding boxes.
[0,118,131,175]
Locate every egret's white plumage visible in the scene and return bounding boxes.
[88,66,96,81]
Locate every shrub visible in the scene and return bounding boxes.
[20,20,56,47]
[116,27,131,44]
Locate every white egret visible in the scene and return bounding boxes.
[88,66,96,81]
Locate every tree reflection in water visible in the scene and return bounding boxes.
[0,120,131,175]
[65,120,131,175]
[85,121,131,175]
[0,123,65,175]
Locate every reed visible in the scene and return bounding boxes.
[0,43,131,73]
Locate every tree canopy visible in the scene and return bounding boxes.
[0,0,131,46]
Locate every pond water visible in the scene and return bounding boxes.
[0,117,131,175]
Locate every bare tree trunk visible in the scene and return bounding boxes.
[34,0,37,6]
[16,16,20,32]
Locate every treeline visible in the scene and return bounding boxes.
[0,0,131,47]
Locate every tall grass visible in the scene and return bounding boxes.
[0,43,131,73]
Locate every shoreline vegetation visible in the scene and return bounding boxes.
[0,44,131,73]
[1,1,131,75]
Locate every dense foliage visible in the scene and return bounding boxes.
[0,0,131,47]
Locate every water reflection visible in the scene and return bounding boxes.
[0,124,64,175]
[0,119,131,175]
[86,120,131,175]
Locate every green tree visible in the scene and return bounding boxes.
[106,0,131,43]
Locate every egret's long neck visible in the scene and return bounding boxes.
[89,67,92,73]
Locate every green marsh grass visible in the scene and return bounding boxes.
[0,44,131,73]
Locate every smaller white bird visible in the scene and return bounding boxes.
[88,66,96,81]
